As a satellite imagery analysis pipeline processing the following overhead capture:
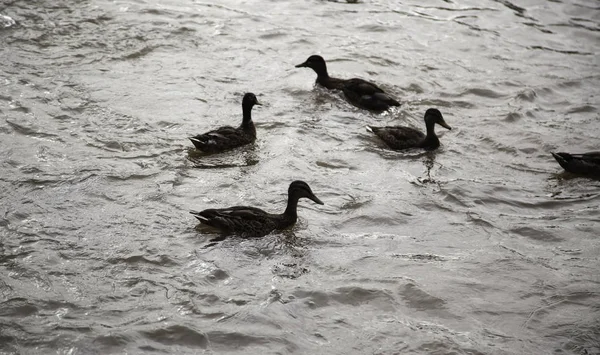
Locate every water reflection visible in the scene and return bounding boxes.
[186,146,259,169]
[418,152,439,185]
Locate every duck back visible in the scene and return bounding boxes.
[552,152,600,175]
[191,205,287,238]
[342,79,400,111]
[369,126,427,150]
[189,123,256,153]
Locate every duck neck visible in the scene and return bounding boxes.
[283,194,300,221]
[425,121,436,138]
[242,104,254,127]
[423,121,439,147]
[314,65,330,83]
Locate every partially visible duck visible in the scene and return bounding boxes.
[190,181,324,238]
[295,55,400,112]
[551,151,600,176]
[367,108,451,150]
[189,93,261,153]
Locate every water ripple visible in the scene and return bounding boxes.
[1,0,599,354]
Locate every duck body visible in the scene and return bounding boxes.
[189,93,260,153]
[551,151,600,176]
[368,108,451,151]
[190,181,324,238]
[191,206,290,238]
[368,125,429,150]
[342,78,401,112]
[296,55,400,112]
[189,124,256,153]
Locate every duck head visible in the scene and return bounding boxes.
[289,180,324,205]
[424,108,451,130]
[295,55,329,77]
[242,92,262,109]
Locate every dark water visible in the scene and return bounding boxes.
[1,0,599,354]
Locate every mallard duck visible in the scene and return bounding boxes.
[551,151,600,176]
[190,181,324,238]
[295,55,400,112]
[367,108,451,150]
[189,93,261,153]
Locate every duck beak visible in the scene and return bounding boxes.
[254,100,262,106]
[309,194,324,205]
[439,120,452,130]
[295,61,308,68]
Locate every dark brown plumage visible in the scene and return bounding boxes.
[189,93,260,153]
[190,181,324,238]
[367,108,451,150]
[551,151,600,176]
[295,55,400,112]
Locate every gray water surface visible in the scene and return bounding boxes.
[1,0,599,354]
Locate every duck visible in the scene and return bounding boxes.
[551,151,600,176]
[367,108,452,150]
[189,93,261,153]
[190,181,324,238]
[295,55,400,112]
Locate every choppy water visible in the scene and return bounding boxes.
[1,0,599,354]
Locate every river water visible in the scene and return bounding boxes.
[1,0,599,354]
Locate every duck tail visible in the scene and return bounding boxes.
[190,210,208,223]
[189,136,204,148]
[551,152,571,170]
[365,125,375,133]
[372,92,400,107]
[385,96,401,107]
